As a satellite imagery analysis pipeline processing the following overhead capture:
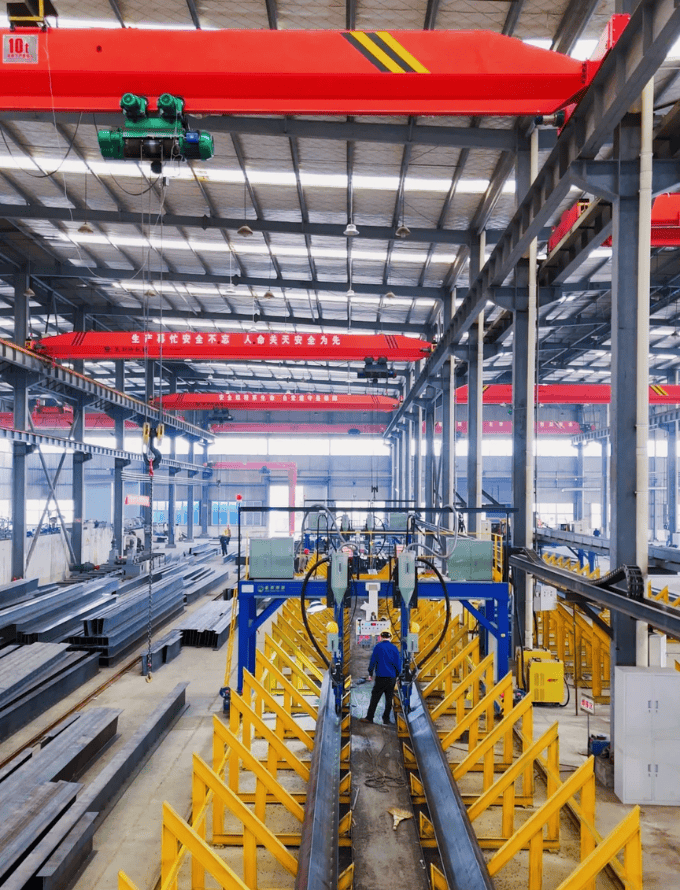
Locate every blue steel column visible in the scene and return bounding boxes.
[403,414,412,504]
[467,237,484,535]
[609,110,650,674]
[11,273,30,579]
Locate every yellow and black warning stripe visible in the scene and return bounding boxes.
[343,31,429,74]
[651,384,668,396]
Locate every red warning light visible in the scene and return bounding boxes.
[235,494,243,501]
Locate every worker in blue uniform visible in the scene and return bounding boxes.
[361,630,401,725]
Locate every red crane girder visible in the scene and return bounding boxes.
[31,331,431,363]
[454,383,680,404]
[152,392,400,412]
[0,29,599,116]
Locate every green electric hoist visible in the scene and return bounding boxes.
[98,92,214,173]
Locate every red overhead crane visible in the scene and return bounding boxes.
[151,393,400,412]
[31,332,431,363]
[0,29,604,116]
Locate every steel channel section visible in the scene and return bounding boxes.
[294,673,340,890]
[509,551,680,640]
[403,681,494,890]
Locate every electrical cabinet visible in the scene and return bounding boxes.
[447,539,494,581]
[614,666,680,805]
[249,538,294,579]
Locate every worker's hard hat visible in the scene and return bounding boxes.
[380,630,392,638]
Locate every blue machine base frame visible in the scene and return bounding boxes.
[236,579,510,692]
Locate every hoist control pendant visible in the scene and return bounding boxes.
[97,92,214,171]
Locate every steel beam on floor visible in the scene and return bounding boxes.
[404,681,494,890]
[294,673,340,890]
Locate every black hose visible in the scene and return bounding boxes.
[300,556,330,668]
[415,557,450,670]
[558,678,571,708]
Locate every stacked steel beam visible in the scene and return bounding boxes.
[178,599,235,649]
[68,575,185,665]
[0,643,100,742]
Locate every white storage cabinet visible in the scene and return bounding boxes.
[614,666,680,805]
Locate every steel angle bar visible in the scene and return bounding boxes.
[294,673,340,890]
[403,681,494,890]
[510,549,680,638]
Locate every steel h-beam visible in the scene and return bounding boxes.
[610,103,652,677]
[404,682,494,890]
[294,674,340,890]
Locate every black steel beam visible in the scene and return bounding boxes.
[510,549,680,638]
[294,673,340,890]
[404,682,494,890]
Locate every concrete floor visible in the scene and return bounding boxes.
[3,556,680,889]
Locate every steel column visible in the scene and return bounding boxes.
[441,292,455,527]
[414,402,423,505]
[403,416,412,504]
[112,363,125,557]
[610,112,650,677]
[575,441,585,522]
[11,273,30,580]
[186,436,195,543]
[425,401,435,513]
[512,260,533,648]
[200,442,209,536]
[667,420,677,540]
[601,407,609,535]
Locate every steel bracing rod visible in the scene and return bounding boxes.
[0,337,212,442]
[294,673,340,890]
[404,682,494,890]
[386,0,680,438]
[509,550,680,639]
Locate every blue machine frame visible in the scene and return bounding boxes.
[236,578,510,693]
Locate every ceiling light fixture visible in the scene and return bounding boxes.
[23,286,35,298]
[395,223,411,238]
[263,289,275,299]
[237,224,254,237]
[77,221,94,235]
[384,291,396,299]
[343,222,359,237]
